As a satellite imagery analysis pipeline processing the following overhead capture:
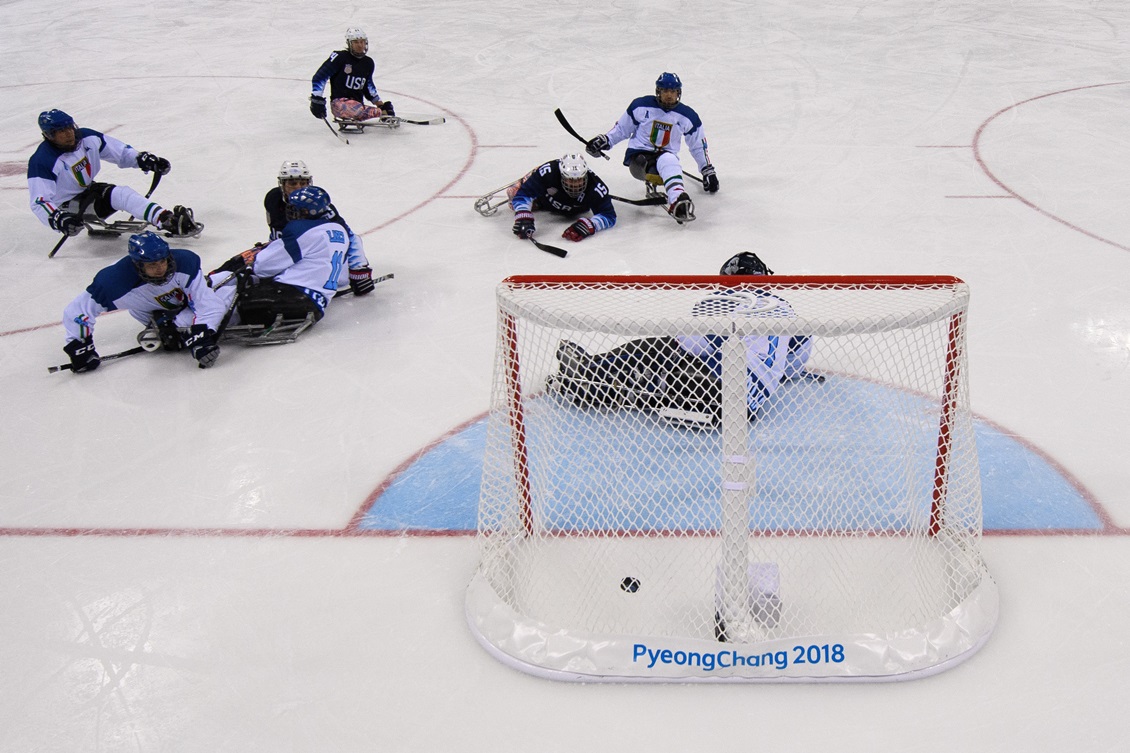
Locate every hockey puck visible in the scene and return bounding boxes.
[620,576,641,593]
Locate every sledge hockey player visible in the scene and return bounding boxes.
[210,186,351,332]
[60,232,225,373]
[548,252,815,424]
[309,27,395,124]
[584,72,718,224]
[509,154,617,243]
[264,160,375,295]
[29,109,201,240]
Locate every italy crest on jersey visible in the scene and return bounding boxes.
[70,157,93,189]
[649,121,673,149]
[154,288,187,310]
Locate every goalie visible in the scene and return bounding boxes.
[547,252,816,424]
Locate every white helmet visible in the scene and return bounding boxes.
[345,26,368,57]
[558,153,589,199]
[277,160,312,195]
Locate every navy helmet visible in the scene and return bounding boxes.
[719,252,773,277]
[654,72,682,108]
[39,109,76,140]
[127,232,176,283]
[286,185,333,219]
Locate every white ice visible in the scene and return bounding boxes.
[1,0,1128,750]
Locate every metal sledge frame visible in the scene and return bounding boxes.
[220,313,316,346]
[334,116,401,133]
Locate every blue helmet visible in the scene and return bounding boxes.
[286,185,332,218]
[655,72,682,108]
[39,109,75,133]
[127,232,176,283]
[719,252,773,277]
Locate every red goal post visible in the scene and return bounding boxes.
[467,274,998,682]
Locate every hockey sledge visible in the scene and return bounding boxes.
[334,116,402,132]
[220,313,316,346]
[81,213,205,240]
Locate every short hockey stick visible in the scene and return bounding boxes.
[553,108,609,160]
[396,116,446,125]
[49,171,163,259]
[333,272,395,299]
[610,194,667,206]
[527,236,567,259]
[322,116,350,144]
[47,346,147,374]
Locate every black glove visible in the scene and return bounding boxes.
[214,250,254,275]
[379,100,395,116]
[512,210,535,239]
[183,324,220,369]
[137,151,171,175]
[154,312,185,351]
[585,134,610,158]
[310,94,327,119]
[562,217,595,242]
[349,266,375,296]
[63,337,101,373]
[701,163,719,193]
[49,209,84,237]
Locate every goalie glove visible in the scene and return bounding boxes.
[585,134,610,158]
[562,217,595,242]
[49,209,84,237]
[309,94,327,120]
[701,163,719,193]
[136,151,171,175]
[512,210,535,239]
[349,266,375,296]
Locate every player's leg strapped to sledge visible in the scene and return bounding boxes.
[626,151,694,222]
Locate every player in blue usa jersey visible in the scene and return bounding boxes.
[61,232,226,373]
[309,27,394,123]
[509,154,617,243]
[29,110,200,239]
[586,72,719,224]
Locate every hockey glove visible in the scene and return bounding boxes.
[562,217,595,242]
[379,100,396,117]
[49,209,84,237]
[349,266,375,296]
[512,211,535,239]
[156,313,185,351]
[137,151,171,175]
[183,325,220,369]
[701,164,719,193]
[63,337,101,373]
[585,134,611,158]
[310,95,328,120]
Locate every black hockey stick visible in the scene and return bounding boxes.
[397,116,445,125]
[611,194,667,206]
[333,272,395,298]
[47,346,147,374]
[553,108,609,160]
[527,236,567,259]
[322,116,350,144]
[49,171,163,258]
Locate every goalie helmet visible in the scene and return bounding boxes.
[286,185,333,220]
[558,153,589,199]
[277,160,313,197]
[345,26,368,57]
[719,252,774,277]
[127,232,177,284]
[654,72,682,109]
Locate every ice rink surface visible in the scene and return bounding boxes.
[1,0,1128,750]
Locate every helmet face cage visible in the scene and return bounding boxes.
[654,72,682,108]
[345,27,368,56]
[127,232,176,284]
[38,109,77,145]
[278,160,313,197]
[719,252,774,277]
[558,153,589,199]
[285,186,332,220]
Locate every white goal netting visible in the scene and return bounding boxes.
[466,275,998,682]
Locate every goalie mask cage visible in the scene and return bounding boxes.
[467,275,998,683]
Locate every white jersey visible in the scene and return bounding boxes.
[604,95,711,171]
[62,249,228,345]
[249,216,349,315]
[27,128,144,227]
[675,289,810,412]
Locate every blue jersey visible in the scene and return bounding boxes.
[510,160,617,233]
[311,50,380,103]
[63,249,228,344]
[27,127,144,227]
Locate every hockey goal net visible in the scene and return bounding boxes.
[466,275,997,682]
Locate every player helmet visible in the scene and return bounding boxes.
[277,160,313,198]
[558,153,589,199]
[127,232,177,284]
[38,109,78,148]
[719,252,774,277]
[345,26,368,57]
[286,185,333,220]
[655,72,682,109]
